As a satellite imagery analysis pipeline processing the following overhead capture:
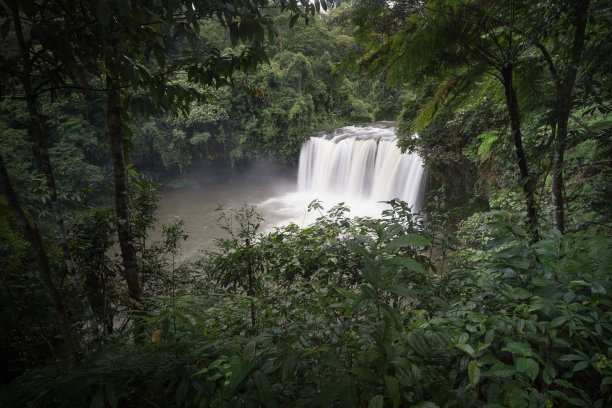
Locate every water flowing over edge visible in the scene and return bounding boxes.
[155,123,428,258]
[297,123,427,212]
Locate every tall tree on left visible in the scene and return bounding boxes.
[0,0,101,347]
[0,152,80,361]
[2,0,326,331]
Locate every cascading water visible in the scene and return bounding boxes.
[155,123,428,257]
[255,122,427,229]
[297,123,426,211]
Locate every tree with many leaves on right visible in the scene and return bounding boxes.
[352,0,605,237]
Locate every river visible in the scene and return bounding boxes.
[152,123,426,259]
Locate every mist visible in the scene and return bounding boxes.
[150,158,300,259]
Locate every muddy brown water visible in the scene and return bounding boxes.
[150,169,301,260]
[150,123,426,260]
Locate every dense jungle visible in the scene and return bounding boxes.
[0,0,611,407]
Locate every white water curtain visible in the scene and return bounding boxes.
[297,125,426,211]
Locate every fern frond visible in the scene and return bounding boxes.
[477,130,501,163]
[412,74,466,133]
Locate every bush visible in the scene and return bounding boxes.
[3,203,610,407]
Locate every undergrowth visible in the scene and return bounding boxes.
[1,200,611,407]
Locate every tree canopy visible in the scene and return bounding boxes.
[0,0,610,406]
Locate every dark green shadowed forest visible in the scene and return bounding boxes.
[0,0,611,407]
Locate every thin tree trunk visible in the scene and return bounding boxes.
[11,2,101,347]
[244,239,256,328]
[105,58,143,306]
[27,95,102,348]
[0,153,79,362]
[501,65,539,239]
[551,0,589,234]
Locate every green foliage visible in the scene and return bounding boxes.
[126,12,401,172]
[5,200,610,407]
[0,1,610,407]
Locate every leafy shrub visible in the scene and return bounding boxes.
[2,203,610,407]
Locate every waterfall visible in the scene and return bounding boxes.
[297,123,426,211]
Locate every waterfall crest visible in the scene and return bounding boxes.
[297,124,426,211]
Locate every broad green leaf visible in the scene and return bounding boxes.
[502,342,542,361]
[431,296,450,311]
[321,352,345,369]
[362,266,381,287]
[591,281,606,295]
[368,395,384,408]
[484,330,495,345]
[154,46,165,69]
[477,342,491,352]
[509,398,529,408]
[389,356,412,370]
[387,234,430,249]
[468,360,480,388]
[516,357,539,381]
[175,377,189,405]
[479,353,503,365]
[572,361,589,372]
[489,364,516,377]
[454,333,469,345]
[380,303,402,328]
[567,398,588,406]
[425,330,451,349]
[289,13,300,28]
[456,343,475,357]
[549,316,567,328]
[554,378,580,390]
[485,383,502,404]
[558,354,584,362]
[407,330,431,356]
[512,287,532,299]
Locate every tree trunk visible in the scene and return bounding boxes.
[0,153,79,362]
[11,2,101,347]
[501,65,539,239]
[105,61,143,306]
[551,0,589,234]
[27,95,102,348]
